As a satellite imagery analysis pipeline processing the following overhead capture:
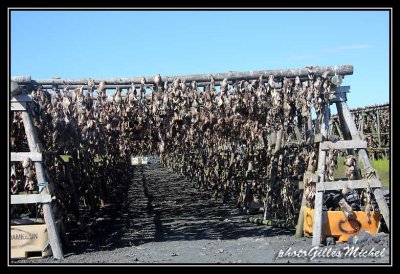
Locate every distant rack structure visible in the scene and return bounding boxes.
[330,103,390,160]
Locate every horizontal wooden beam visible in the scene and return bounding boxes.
[11,95,32,102]
[11,65,353,85]
[316,178,381,191]
[10,101,27,111]
[39,80,241,89]
[11,218,45,225]
[320,140,367,151]
[10,194,52,204]
[366,133,390,136]
[11,152,42,162]
[11,76,31,83]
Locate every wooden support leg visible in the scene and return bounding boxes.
[20,111,64,259]
[312,104,330,246]
[312,145,327,246]
[295,191,306,238]
[336,100,390,231]
[42,203,64,259]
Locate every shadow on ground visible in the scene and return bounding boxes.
[63,164,293,257]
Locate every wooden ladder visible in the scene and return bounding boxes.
[10,95,64,259]
[308,88,390,246]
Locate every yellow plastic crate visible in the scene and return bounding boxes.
[303,206,381,242]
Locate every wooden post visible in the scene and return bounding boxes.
[295,115,315,237]
[312,103,330,246]
[334,120,343,140]
[336,99,390,231]
[20,111,64,259]
[295,187,306,238]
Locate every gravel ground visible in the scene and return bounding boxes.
[11,164,390,265]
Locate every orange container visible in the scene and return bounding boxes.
[303,207,381,242]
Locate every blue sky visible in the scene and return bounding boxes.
[10,10,390,109]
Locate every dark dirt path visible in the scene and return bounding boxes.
[12,164,390,264]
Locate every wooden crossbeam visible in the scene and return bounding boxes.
[11,101,27,111]
[12,65,354,85]
[11,152,42,162]
[334,86,351,93]
[316,178,381,191]
[11,194,52,204]
[11,95,32,102]
[328,86,350,103]
[319,140,367,150]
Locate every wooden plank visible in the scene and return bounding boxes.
[336,100,390,232]
[11,152,42,162]
[11,194,52,204]
[319,140,367,151]
[328,86,350,103]
[42,203,64,259]
[329,92,347,103]
[11,94,32,102]
[334,121,344,140]
[312,103,330,246]
[11,101,27,111]
[333,86,351,93]
[11,218,45,225]
[316,178,381,191]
